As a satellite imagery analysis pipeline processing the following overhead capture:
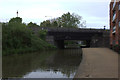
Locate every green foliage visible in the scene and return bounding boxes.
[3,23,28,49]
[9,17,22,23]
[27,22,39,27]
[3,22,32,54]
[2,18,56,55]
[40,12,86,28]
[38,30,47,40]
[60,12,81,28]
[40,20,52,27]
[40,20,58,27]
[51,21,58,27]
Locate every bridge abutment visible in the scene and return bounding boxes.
[46,36,55,45]
[86,40,91,47]
[90,32,110,48]
[46,36,64,49]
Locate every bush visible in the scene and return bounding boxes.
[2,22,56,55]
[3,22,32,49]
[38,30,47,40]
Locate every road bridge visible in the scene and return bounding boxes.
[29,27,110,49]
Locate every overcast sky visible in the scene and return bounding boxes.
[0,0,111,29]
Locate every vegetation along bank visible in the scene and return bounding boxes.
[2,17,56,56]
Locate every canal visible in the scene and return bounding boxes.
[2,49,82,78]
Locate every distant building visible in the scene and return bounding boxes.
[110,0,120,48]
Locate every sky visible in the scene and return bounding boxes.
[0,0,111,29]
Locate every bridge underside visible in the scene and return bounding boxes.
[54,40,91,49]
[47,32,105,49]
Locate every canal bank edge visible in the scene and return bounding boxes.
[74,48,118,78]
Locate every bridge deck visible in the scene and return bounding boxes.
[29,27,109,32]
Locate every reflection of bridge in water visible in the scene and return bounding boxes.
[30,27,110,49]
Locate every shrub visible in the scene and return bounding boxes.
[2,22,56,55]
[38,30,47,40]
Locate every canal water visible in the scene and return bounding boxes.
[2,49,82,78]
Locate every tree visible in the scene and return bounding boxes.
[59,12,85,28]
[51,21,58,27]
[27,22,39,27]
[40,20,52,27]
[9,17,22,23]
[45,20,51,27]
[40,12,86,28]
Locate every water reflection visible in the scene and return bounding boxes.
[3,49,82,78]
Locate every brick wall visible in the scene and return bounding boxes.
[110,1,120,47]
